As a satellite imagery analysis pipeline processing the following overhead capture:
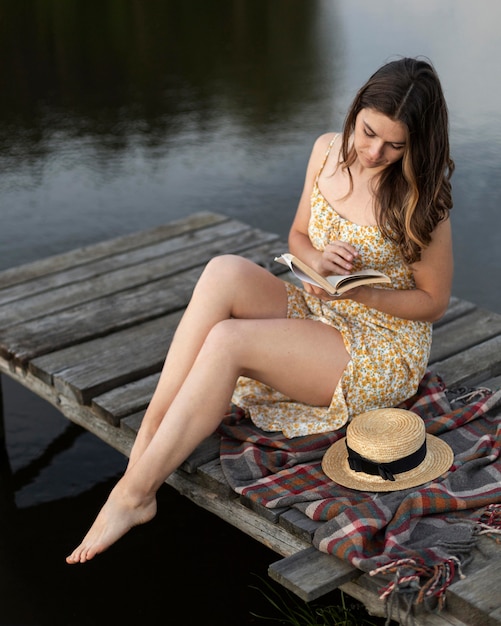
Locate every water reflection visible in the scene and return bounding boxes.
[2,0,500,314]
[0,0,347,264]
[0,0,337,163]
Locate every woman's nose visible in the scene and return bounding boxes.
[368,141,384,159]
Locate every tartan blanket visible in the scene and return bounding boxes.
[218,371,501,616]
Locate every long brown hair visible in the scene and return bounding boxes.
[341,57,454,264]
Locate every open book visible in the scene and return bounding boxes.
[275,253,391,296]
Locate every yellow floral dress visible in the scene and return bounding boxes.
[231,139,432,438]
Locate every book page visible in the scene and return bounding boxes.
[275,253,390,295]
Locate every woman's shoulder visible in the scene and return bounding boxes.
[309,132,342,166]
[303,132,343,181]
[312,132,341,153]
[308,132,343,177]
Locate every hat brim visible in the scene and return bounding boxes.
[321,434,454,492]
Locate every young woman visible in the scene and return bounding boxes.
[66,57,454,564]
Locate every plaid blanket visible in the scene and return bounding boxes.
[218,372,501,617]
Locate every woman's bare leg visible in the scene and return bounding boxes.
[66,311,349,564]
[127,254,289,467]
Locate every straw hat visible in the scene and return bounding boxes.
[322,408,454,492]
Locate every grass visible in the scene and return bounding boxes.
[250,576,384,626]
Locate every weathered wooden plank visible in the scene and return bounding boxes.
[239,495,289,524]
[165,468,310,558]
[30,311,183,403]
[0,271,193,365]
[91,373,160,425]
[180,435,221,474]
[429,335,501,387]
[193,457,237,498]
[0,221,279,327]
[0,217,242,308]
[0,211,227,290]
[445,560,501,626]
[278,508,324,543]
[268,547,359,602]
[120,410,144,435]
[1,240,288,366]
[434,296,477,328]
[340,577,469,625]
[430,307,501,364]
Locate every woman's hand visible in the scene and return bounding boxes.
[313,240,359,276]
[301,240,361,300]
[302,281,366,301]
[302,282,366,301]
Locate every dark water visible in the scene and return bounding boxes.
[1,1,500,624]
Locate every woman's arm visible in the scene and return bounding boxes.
[288,133,360,296]
[352,217,454,323]
[288,133,333,264]
[288,133,453,322]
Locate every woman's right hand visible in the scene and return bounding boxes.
[314,240,359,276]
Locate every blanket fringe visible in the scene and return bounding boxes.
[370,556,463,612]
[476,503,501,535]
[372,506,501,621]
[446,385,492,406]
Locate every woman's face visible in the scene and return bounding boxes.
[353,108,407,171]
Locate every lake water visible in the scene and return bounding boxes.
[1,1,500,624]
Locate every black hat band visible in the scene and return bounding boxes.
[346,439,427,481]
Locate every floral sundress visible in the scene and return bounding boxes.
[231,138,432,438]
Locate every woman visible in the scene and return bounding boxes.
[66,57,454,564]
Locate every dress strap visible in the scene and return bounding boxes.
[316,133,339,180]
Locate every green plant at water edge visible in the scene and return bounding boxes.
[250,576,380,626]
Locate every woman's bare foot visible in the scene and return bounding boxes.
[66,481,157,564]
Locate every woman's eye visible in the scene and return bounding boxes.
[363,128,374,137]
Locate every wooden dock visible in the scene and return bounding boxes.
[1,211,500,626]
